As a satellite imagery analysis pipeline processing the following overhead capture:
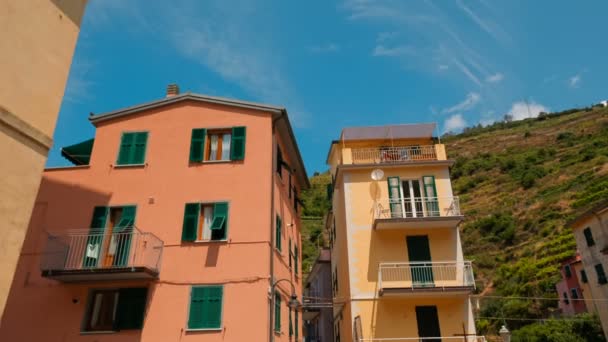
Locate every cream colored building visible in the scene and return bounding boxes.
[327,124,482,342]
[0,0,87,322]
[569,201,608,340]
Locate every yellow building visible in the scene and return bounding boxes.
[0,0,87,322]
[569,201,608,340]
[327,124,482,342]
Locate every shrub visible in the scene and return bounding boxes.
[556,132,575,141]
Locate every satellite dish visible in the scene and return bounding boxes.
[371,169,384,181]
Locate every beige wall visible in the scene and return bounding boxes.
[329,140,475,340]
[572,209,608,340]
[0,0,86,322]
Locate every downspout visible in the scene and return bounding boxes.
[269,113,282,342]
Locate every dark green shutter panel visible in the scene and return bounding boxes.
[190,128,206,162]
[117,133,135,165]
[596,264,607,284]
[132,132,148,164]
[581,270,588,283]
[211,202,228,230]
[327,183,333,201]
[230,126,246,160]
[294,245,298,275]
[90,206,109,230]
[387,176,402,217]
[422,176,439,217]
[295,310,299,339]
[274,293,281,331]
[114,206,136,232]
[182,203,200,242]
[407,236,434,286]
[564,265,572,278]
[276,215,282,251]
[289,308,293,336]
[188,287,206,329]
[289,239,292,267]
[205,286,223,329]
[584,228,595,246]
[84,206,108,267]
[113,206,136,267]
[115,287,148,330]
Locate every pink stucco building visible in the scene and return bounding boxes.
[0,85,309,341]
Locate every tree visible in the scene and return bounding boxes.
[504,114,514,122]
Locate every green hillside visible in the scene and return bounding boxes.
[300,105,608,335]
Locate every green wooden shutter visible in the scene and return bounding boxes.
[190,128,206,162]
[182,203,200,242]
[295,309,299,340]
[205,286,223,328]
[564,265,572,278]
[113,206,137,267]
[132,132,148,164]
[84,206,108,267]
[583,227,595,246]
[422,175,439,217]
[188,287,206,329]
[117,133,135,165]
[115,287,148,330]
[581,270,588,283]
[387,176,402,217]
[289,308,293,336]
[406,235,434,287]
[210,202,228,230]
[596,264,607,284]
[289,239,292,268]
[230,126,246,160]
[275,215,282,251]
[274,293,281,332]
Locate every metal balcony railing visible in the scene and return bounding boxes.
[40,227,163,276]
[358,337,486,341]
[378,261,475,292]
[351,145,437,164]
[374,197,461,219]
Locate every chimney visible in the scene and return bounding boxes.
[166,84,180,97]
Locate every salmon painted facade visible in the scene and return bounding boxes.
[0,86,308,342]
[326,124,482,342]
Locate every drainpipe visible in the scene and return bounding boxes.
[269,114,282,342]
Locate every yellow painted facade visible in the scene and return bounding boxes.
[327,125,479,341]
[570,204,608,340]
[0,0,87,322]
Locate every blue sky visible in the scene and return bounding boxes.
[50,0,608,174]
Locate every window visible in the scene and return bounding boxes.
[189,127,246,162]
[83,288,148,332]
[583,227,595,246]
[294,244,299,276]
[274,293,281,332]
[564,265,572,278]
[188,285,223,330]
[181,202,228,242]
[85,206,136,268]
[289,308,293,336]
[295,309,299,340]
[334,320,341,342]
[276,145,283,176]
[570,288,579,299]
[581,270,588,283]
[595,264,607,284]
[275,215,282,251]
[563,292,569,304]
[288,239,292,268]
[116,132,148,165]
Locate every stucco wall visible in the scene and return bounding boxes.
[0,101,305,341]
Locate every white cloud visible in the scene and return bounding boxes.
[455,0,510,44]
[508,101,549,120]
[308,43,340,53]
[569,74,581,88]
[372,45,417,57]
[63,58,96,103]
[438,64,449,71]
[444,114,467,133]
[486,73,504,83]
[443,92,481,114]
[452,58,483,87]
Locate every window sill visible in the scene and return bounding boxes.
[80,331,117,335]
[191,160,233,165]
[184,239,228,244]
[186,327,223,332]
[114,163,146,169]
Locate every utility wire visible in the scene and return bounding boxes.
[473,295,608,302]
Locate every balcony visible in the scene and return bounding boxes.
[40,227,163,282]
[358,337,486,342]
[378,261,475,297]
[373,196,463,229]
[351,145,440,165]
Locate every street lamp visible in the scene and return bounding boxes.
[270,278,300,342]
[499,325,511,342]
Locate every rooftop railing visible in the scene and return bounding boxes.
[41,227,163,277]
[378,261,475,292]
[351,145,438,164]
